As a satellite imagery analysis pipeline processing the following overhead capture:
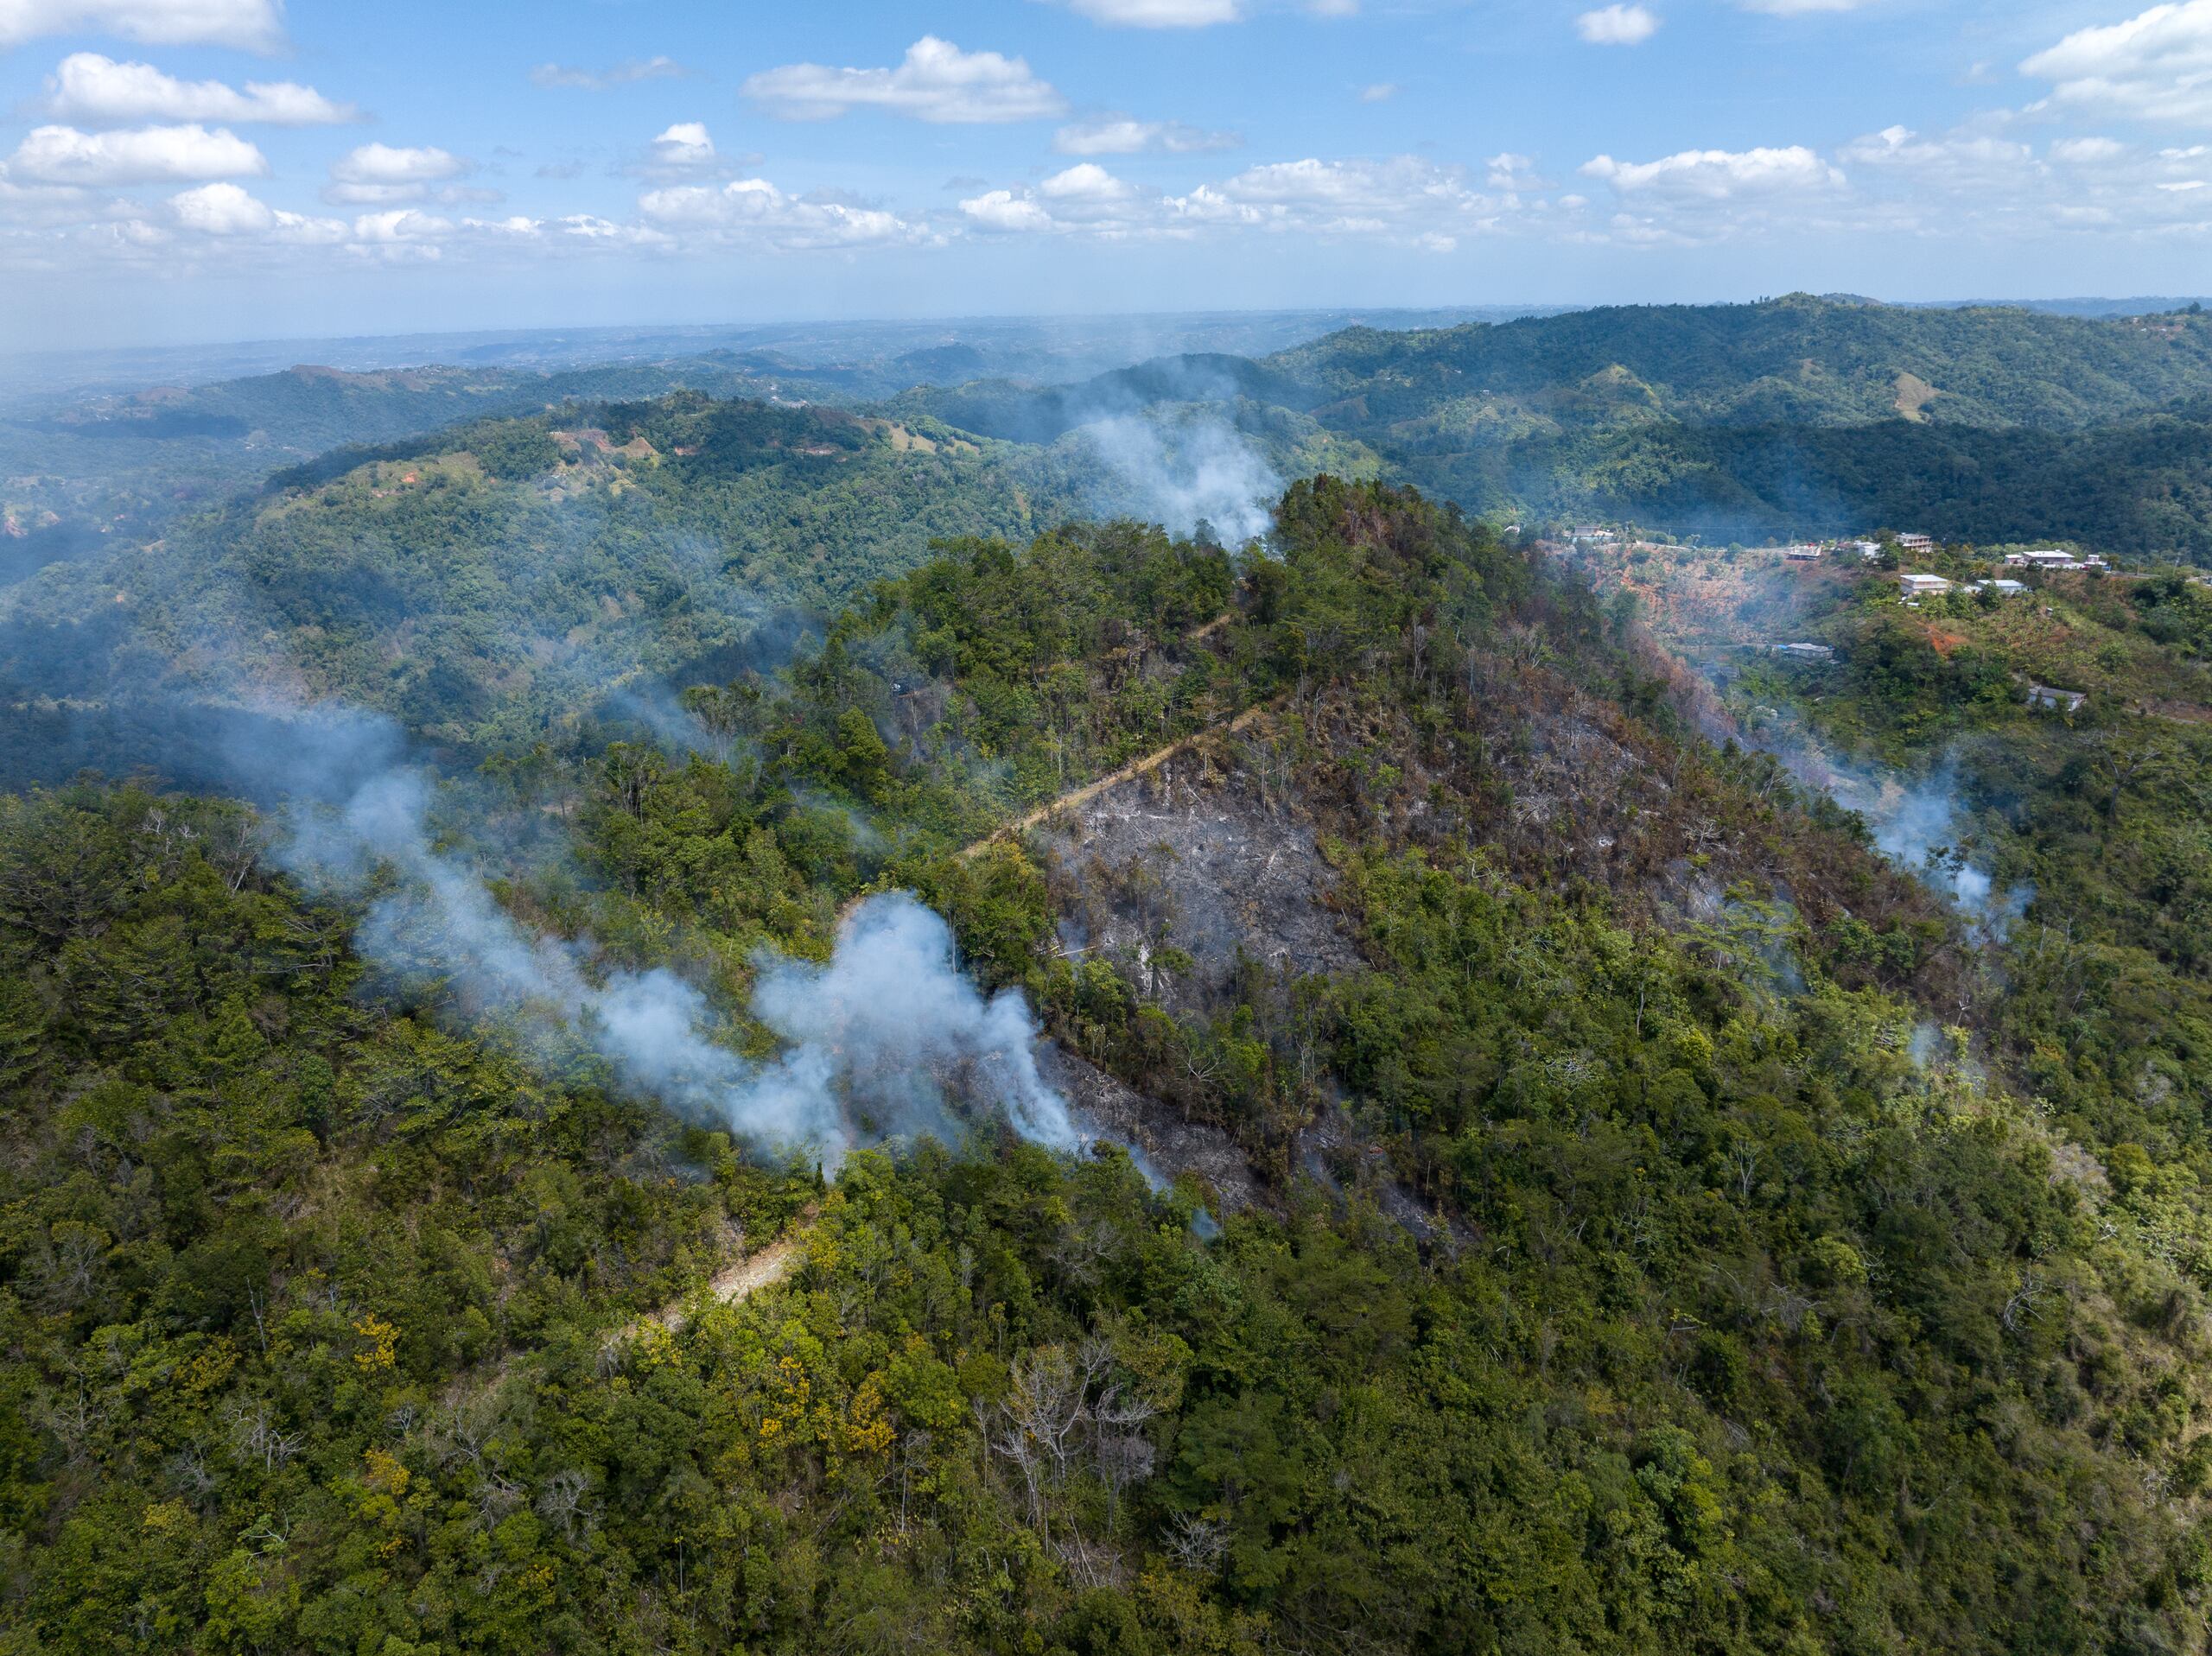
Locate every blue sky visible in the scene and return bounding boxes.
[2,0,2209,348]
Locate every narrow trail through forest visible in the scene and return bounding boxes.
[959,698,1277,860]
[626,1209,817,1340]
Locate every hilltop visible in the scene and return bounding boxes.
[0,393,1098,766]
[10,480,2212,1652]
[898,296,2212,554]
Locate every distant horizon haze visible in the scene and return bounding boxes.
[3,1,2212,350]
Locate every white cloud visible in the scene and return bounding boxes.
[332,143,467,186]
[638,177,925,249]
[43,54,353,126]
[1839,124,2035,189]
[1220,155,1465,207]
[1053,115,1239,154]
[2022,1,2212,126]
[353,208,450,241]
[1040,162,1129,197]
[952,152,1497,244]
[2050,136,2130,164]
[325,142,469,205]
[1039,162,1140,212]
[741,36,1065,124]
[168,181,346,242]
[961,188,1059,232]
[0,0,283,50]
[650,121,716,169]
[1738,0,1874,13]
[1581,144,1843,199]
[3,122,264,184]
[1577,4,1659,45]
[1487,151,1548,189]
[1357,82,1398,103]
[1185,154,1502,241]
[0,177,111,227]
[530,56,688,91]
[168,177,264,232]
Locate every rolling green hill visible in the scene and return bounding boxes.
[8,482,2212,1652]
[0,395,1100,759]
[895,296,2212,555]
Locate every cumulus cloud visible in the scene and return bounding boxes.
[960,170,1142,237]
[1839,124,2036,190]
[530,56,688,91]
[649,121,716,169]
[0,0,283,49]
[1578,4,1659,44]
[3,121,264,185]
[2023,0,2212,126]
[1581,144,1843,199]
[168,180,346,241]
[2050,135,2131,164]
[961,187,1058,232]
[42,54,353,126]
[1216,154,1480,218]
[638,176,924,250]
[1054,115,1239,155]
[1040,161,1135,200]
[1357,82,1398,102]
[0,178,128,232]
[742,36,1065,124]
[324,142,470,206]
[958,151,1506,245]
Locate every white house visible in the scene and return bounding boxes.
[2003,549,2107,573]
[1898,573,1954,599]
[2027,684,2087,713]
[1972,579,2029,597]
[1897,534,1936,555]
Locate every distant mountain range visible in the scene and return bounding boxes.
[896,295,2212,555]
[16,294,2212,601]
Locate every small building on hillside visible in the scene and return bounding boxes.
[2027,684,2088,714]
[1898,572,1955,600]
[1852,540,1884,562]
[1771,642,1835,662]
[1783,544,1823,562]
[1897,534,1936,555]
[1972,579,2029,597]
[2004,549,2108,573]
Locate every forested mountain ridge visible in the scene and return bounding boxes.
[0,394,1101,763]
[887,296,2212,555]
[6,479,2212,1652]
[1270,294,2212,430]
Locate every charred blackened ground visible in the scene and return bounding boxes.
[1033,735,1362,1019]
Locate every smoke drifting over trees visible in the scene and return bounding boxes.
[257,706,1083,1165]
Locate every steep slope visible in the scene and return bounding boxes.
[895,298,2212,555]
[9,482,2212,1652]
[1273,295,2212,430]
[0,394,1099,765]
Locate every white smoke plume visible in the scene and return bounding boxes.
[1826,764,2029,941]
[265,706,1084,1165]
[1079,411,1281,546]
[1748,725,2032,942]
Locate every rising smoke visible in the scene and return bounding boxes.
[1079,411,1282,546]
[1742,717,2032,941]
[256,704,1085,1167]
